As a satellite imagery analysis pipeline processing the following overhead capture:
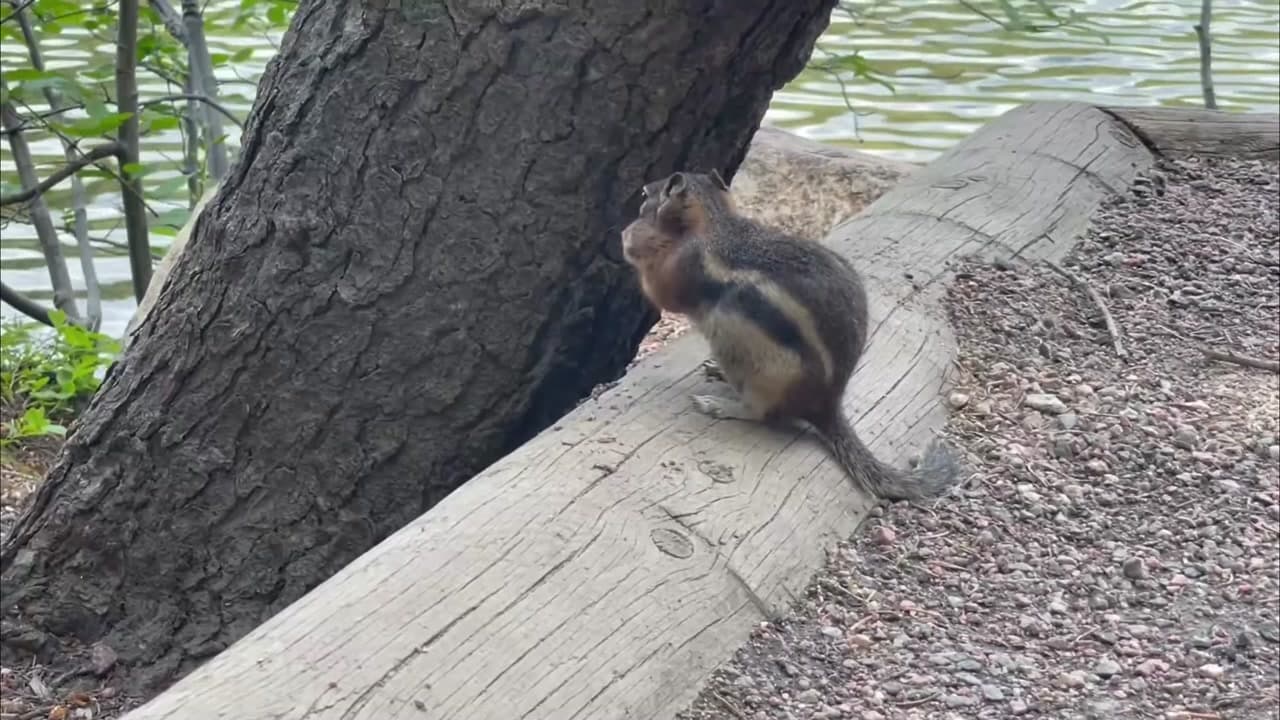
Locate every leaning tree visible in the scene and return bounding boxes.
[1,0,837,697]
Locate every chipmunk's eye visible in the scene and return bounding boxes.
[640,186,649,198]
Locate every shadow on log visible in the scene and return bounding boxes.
[123,102,1275,719]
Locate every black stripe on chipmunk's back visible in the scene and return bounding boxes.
[716,281,814,362]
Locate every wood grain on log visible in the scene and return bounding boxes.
[1101,106,1280,161]
[123,102,1160,720]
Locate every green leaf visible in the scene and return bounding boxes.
[152,206,192,229]
[50,111,134,138]
[150,175,193,199]
[81,90,110,120]
[145,115,182,132]
[231,47,255,63]
[122,162,146,176]
[4,69,57,83]
[35,0,79,16]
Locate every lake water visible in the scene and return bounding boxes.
[2,0,1278,338]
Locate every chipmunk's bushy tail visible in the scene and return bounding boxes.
[812,411,961,501]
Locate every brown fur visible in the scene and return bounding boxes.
[619,170,960,502]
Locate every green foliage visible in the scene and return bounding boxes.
[0,312,120,442]
[1,0,297,235]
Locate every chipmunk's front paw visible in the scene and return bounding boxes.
[692,394,727,418]
[700,358,725,381]
[692,394,762,422]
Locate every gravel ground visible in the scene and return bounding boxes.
[1,156,1275,720]
[677,155,1280,720]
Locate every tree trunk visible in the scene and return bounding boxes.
[0,0,836,698]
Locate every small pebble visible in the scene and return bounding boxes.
[1057,670,1087,689]
[1172,424,1199,450]
[1198,663,1224,680]
[871,526,896,546]
[1024,393,1069,415]
[1094,658,1122,677]
[1122,557,1148,579]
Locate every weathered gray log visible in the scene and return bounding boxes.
[732,125,918,238]
[1101,106,1279,161]
[122,102,1165,720]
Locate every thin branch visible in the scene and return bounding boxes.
[0,282,55,327]
[14,2,102,329]
[141,93,243,128]
[1194,0,1217,110]
[179,76,202,206]
[1,98,83,322]
[146,0,186,43]
[0,0,38,24]
[182,0,229,180]
[0,142,124,206]
[117,0,153,301]
[10,98,162,220]
[1044,260,1129,360]
[1198,346,1279,373]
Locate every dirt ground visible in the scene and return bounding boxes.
[677,155,1280,720]
[2,155,1276,719]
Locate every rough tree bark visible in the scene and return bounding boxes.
[0,0,836,696]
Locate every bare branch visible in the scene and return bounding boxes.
[0,282,55,327]
[117,0,153,301]
[0,142,125,207]
[179,76,202,206]
[1,98,83,322]
[146,0,186,43]
[182,0,229,180]
[0,0,38,24]
[1194,0,1217,110]
[13,2,103,328]
[141,93,243,128]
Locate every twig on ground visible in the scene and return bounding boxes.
[710,690,747,719]
[1044,260,1129,360]
[891,692,940,707]
[1197,346,1280,373]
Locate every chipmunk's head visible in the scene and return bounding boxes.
[621,195,675,268]
[620,170,733,269]
[652,170,734,237]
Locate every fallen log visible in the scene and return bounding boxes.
[1101,106,1279,161]
[126,102,1263,719]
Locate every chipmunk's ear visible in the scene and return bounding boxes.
[709,169,729,191]
[663,172,687,198]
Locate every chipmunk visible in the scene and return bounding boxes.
[620,170,958,501]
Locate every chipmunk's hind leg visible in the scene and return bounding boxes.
[691,310,805,426]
